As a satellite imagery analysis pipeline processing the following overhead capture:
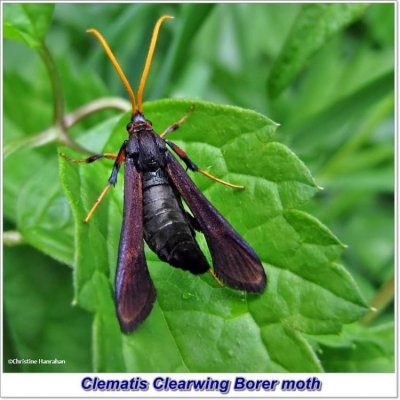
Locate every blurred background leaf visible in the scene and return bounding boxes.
[4,3,55,48]
[3,3,394,372]
[3,245,91,372]
[267,4,370,98]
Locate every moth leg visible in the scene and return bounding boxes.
[84,184,112,224]
[165,140,244,189]
[84,142,127,223]
[160,106,195,139]
[208,269,224,288]
[59,152,118,163]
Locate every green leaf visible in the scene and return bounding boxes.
[3,149,45,221]
[364,4,395,47]
[60,99,367,372]
[268,4,370,98]
[291,72,394,157]
[310,322,394,372]
[3,245,92,372]
[341,203,394,284]
[17,158,74,265]
[152,3,215,98]
[3,4,55,48]
[3,70,52,135]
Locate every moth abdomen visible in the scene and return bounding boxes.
[142,171,209,274]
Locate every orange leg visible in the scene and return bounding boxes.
[84,184,112,223]
[60,151,119,223]
[208,269,224,287]
[160,106,195,139]
[71,142,127,223]
[59,152,117,163]
[165,140,244,189]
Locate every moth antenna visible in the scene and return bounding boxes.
[137,15,174,112]
[87,28,137,115]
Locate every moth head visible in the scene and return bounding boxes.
[126,113,153,135]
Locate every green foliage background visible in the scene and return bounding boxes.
[3,3,394,373]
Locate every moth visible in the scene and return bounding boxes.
[63,16,266,333]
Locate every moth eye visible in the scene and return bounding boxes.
[126,122,134,132]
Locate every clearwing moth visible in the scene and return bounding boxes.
[62,16,266,333]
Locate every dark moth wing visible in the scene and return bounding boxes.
[166,152,266,292]
[115,158,156,332]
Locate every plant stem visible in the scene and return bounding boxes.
[37,43,89,154]
[63,97,130,128]
[360,275,394,325]
[17,43,129,157]
[38,44,65,128]
[3,127,59,158]
[4,97,130,158]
